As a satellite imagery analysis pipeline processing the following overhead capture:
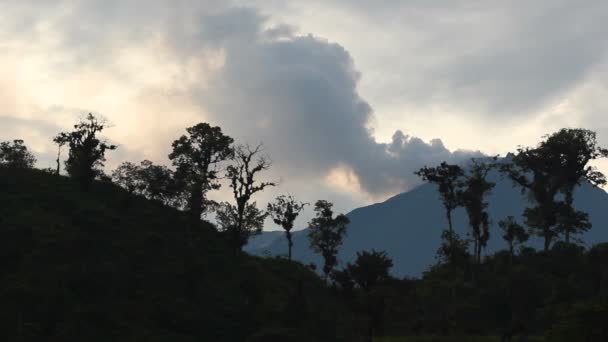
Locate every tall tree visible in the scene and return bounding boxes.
[501,145,563,251]
[541,129,608,243]
[416,162,464,262]
[0,139,36,169]
[499,216,529,259]
[459,159,496,264]
[53,113,116,189]
[308,200,350,280]
[169,123,234,221]
[502,129,607,250]
[222,144,275,249]
[267,195,308,260]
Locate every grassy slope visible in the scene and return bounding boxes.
[0,169,354,341]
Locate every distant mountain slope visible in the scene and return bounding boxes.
[246,169,608,276]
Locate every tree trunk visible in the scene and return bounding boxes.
[564,190,573,244]
[56,145,62,175]
[234,198,247,250]
[473,230,482,265]
[286,230,293,261]
[447,209,454,233]
[188,182,203,222]
[446,209,455,262]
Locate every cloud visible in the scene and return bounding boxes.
[263,0,608,122]
[184,7,479,197]
[4,0,608,228]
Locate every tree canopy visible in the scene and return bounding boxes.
[221,144,276,249]
[169,123,234,220]
[0,139,36,169]
[308,200,350,280]
[267,195,307,260]
[53,113,116,189]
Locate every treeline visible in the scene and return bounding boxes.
[0,114,351,267]
[2,115,608,340]
[416,129,607,263]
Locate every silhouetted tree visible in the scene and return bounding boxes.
[499,216,529,259]
[346,250,393,341]
[416,162,465,262]
[169,123,234,221]
[541,128,608,243]
[112,160,182,206]
[459,159,496,264]
[502,129,607,250]
[222,144,275,249]
[112,162,140,194]
[347,250,393,293]
[0,139,36,169]
[501,146,562,251]
[267,195,307,260]
[436,229,469,265]
[137,160,176,203]
[54,139,64,175]
[216,201,268,248]
[53,113,116,189]
[308,200,349,280]
[555,203,591,245]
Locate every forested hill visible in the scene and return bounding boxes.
[247,166,608,276]
[0,168,356,341]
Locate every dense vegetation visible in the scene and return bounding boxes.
[0,168,359,341]
[1,115,607,341]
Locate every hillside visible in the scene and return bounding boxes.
[247,168,608,276]
[0,169,357,341]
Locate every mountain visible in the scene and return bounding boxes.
[246,167,608,277]
[0,168,356,341]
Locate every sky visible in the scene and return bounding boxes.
[2,1,608,229]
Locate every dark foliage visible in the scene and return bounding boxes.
[267,195,308,260]
[308,200,350,280]
[53,113,116,189]
[112,160,181,206]
[169,123,234,221]
[0,139,37,169]
[500,129,607,250]
[2,125,608,341]
[499,216,529,259]
[221,144,276,250]
[416,162,464,262]
[459,159,496,264]
[0,168,360,341]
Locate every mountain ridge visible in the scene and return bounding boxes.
[246,169,608,276]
